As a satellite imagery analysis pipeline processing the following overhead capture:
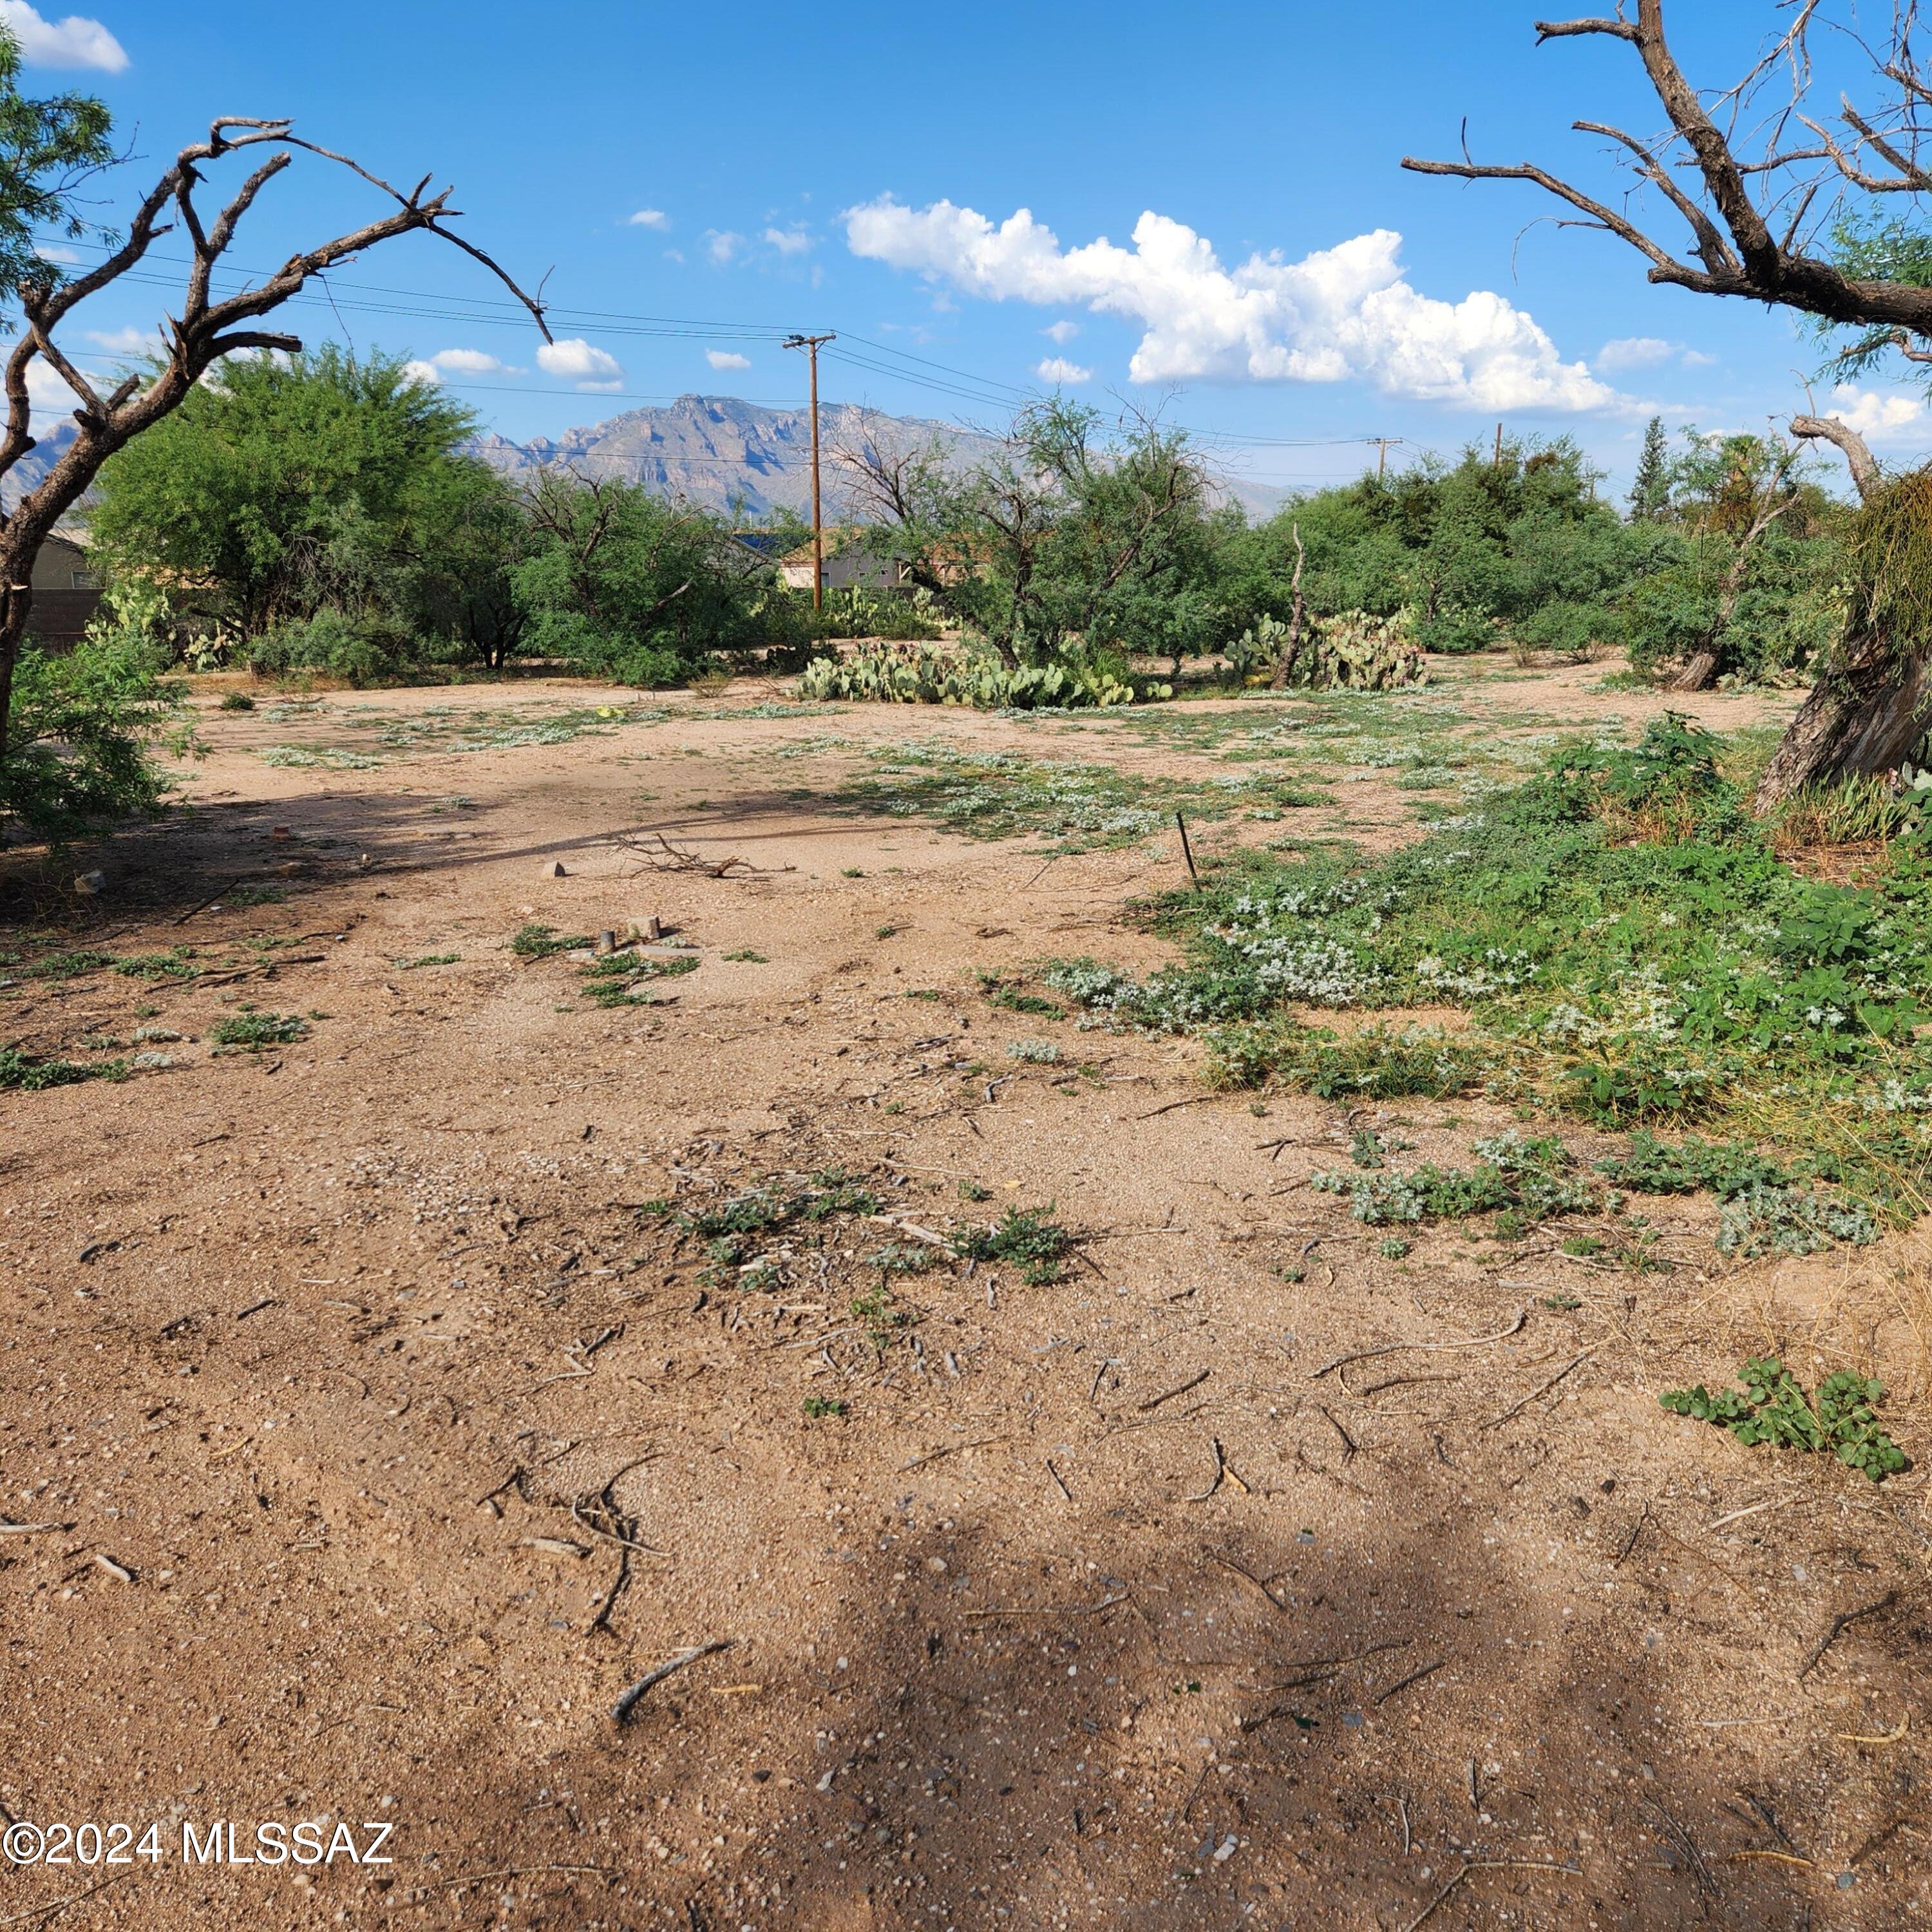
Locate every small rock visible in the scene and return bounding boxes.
[545,861,567,878]
[72,869,105,896]
[270,826,291,840]
[133,1026,182,1043]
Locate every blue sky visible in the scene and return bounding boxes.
[15,0,1932,500]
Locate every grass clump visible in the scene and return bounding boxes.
[1312,1130,1593,1231]
[511,922,590,960]
[1662,1356,1907,1481]
[953,1203,1073,1283]
[0,1047,129,1090]
[578,951,699,1007]
[802,1395,849,1421]
[209,1010,309,1050]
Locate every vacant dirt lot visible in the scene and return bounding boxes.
[0,665,1926,1931]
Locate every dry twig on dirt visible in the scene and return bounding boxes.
[611,1641,734,1724]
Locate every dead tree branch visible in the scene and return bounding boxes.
[0,118,549,762]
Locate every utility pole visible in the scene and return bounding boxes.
[784,332,837,611]
[1369,436,1403,480]
[1493,421,1504,469]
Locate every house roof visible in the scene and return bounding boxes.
[732,530,793,558]
[778,526,869,568]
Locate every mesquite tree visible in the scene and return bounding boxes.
[1403,1,1932,801]
[0,100,547,768]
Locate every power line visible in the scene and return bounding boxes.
[44,243,1423,480]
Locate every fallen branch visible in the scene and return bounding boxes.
[1138,1368,1210,1412]
[1482,1341,1602,1430]
[616,831,792,879]
[964,1591,1128,1622]
[1373,1656,1446,1707]
[1312,1307,1526,1379]
[1401,1858,1582,1932]
[1799,1590,1898,1681]
[900,1434,1009,1471]
[611,1640,732,1724]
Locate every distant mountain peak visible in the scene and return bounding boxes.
[466,396,1285,521]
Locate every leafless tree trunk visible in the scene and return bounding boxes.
[1672,487,1795,692]
[1754,413,1931,804]
[1269,522,1308,690]
[0,117,547,766]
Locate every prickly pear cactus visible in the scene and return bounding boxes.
[797,642,1144,710]
[1264,609,1425,691]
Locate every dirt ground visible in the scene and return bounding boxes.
[1,663,1927,1931]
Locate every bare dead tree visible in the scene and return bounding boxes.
[1403,2,1932,798]
[828,413,971,609]
[1267,522,1309,690]
[0,117,550,762]
[1402,3,1932,352]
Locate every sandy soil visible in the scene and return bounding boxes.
[0,664,1926,1931]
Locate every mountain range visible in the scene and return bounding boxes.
[468,393,1286,522]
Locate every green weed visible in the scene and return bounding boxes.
[0,1048,129,1090]
[802,1396,849,1420]
[209,1010,309,1050]
[113,949,202,981]
[954,1203,1072,1282]
[511,923,589,959]
[578,952,699,1007]
[1662,1356,1907,1481]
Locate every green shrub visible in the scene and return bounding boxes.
[246,609,411,687]
[1,629,191,845]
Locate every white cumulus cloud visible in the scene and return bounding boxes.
[537,338,625,390]
[1043,319,1080,345]
[846,196,1616,412]
[706,350,752,372]
[627,208,670,230]
[84,325,160,355]
[1035,355,1092,384]
[703,229,744,265]
[406,347,520,381]
[1824,383,1929,442]
[0,1,126,70]
[763,225,813,257]
[1595,336,1716,374]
